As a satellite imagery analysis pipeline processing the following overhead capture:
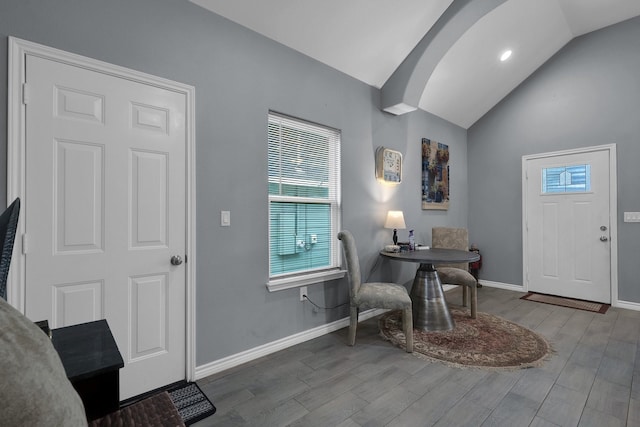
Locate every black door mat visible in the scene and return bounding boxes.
[167,382,217,426]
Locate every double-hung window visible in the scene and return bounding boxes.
[267,112,342,290]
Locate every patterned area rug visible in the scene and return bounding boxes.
[521,292,609,314]
[379,308,551,370]
[167,382,216,426]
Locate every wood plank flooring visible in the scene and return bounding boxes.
[193,287,640,426]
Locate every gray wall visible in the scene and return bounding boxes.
[468,16,640,302]
[0,0,468,365]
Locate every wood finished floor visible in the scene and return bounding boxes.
[193,287,640,426]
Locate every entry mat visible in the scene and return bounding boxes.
[167,382,217,426]
[521,292,609,314]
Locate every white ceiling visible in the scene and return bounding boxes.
[190,0,640,129]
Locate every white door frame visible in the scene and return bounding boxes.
[522,144,618,306]
[6,36,197,381]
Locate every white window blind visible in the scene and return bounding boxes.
[268,112,341,279]
[542,164,591,194]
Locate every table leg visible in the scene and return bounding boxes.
[409,263,455,331]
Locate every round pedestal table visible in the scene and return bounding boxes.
[380,248,480,331]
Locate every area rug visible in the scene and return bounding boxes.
[167,382,217,426]
[521,292,609,314]
[379,308,551,370]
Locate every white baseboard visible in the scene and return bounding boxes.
[194,308,387,380]
[479,280,526,292]
[613,299,640,311]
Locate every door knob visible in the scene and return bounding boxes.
[599,236,609,242]
[600,225,607,231]
[170,255,183,266]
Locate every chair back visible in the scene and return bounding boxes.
[337,230,361,299]
[0,198,20,301]
[432,227,469,271]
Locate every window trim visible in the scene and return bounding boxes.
[266,268,346,292]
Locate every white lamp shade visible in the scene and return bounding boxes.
[384,210,406,229]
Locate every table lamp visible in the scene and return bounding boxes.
[384,210,406,245]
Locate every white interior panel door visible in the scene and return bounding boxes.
[525,149,611,303]
[24,54,186,399]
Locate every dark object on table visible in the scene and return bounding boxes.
[397,242,410,252]
[0,197,20,301]
[52,319,124,421]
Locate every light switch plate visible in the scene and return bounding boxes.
[624,212,640,223]
[221,210,231,226]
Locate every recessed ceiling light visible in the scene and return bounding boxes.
[500,50,512,62]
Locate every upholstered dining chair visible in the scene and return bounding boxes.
[432,227,478,319]
[338,230,413,352]
[0,198,20,301]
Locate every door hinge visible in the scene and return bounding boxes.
[22,83,30,105]
[22,233,28,254]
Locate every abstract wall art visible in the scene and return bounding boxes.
[421,138,449,210]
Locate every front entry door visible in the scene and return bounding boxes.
[23,54,187,399]
[524,148,612,303]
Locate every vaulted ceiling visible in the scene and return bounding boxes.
[190,0,640,129]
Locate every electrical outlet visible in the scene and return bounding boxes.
[300,286,307,302]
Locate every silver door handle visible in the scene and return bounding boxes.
[171,255,183,265]
[600,236,608,242]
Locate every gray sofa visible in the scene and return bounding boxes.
[0,297,87,426]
